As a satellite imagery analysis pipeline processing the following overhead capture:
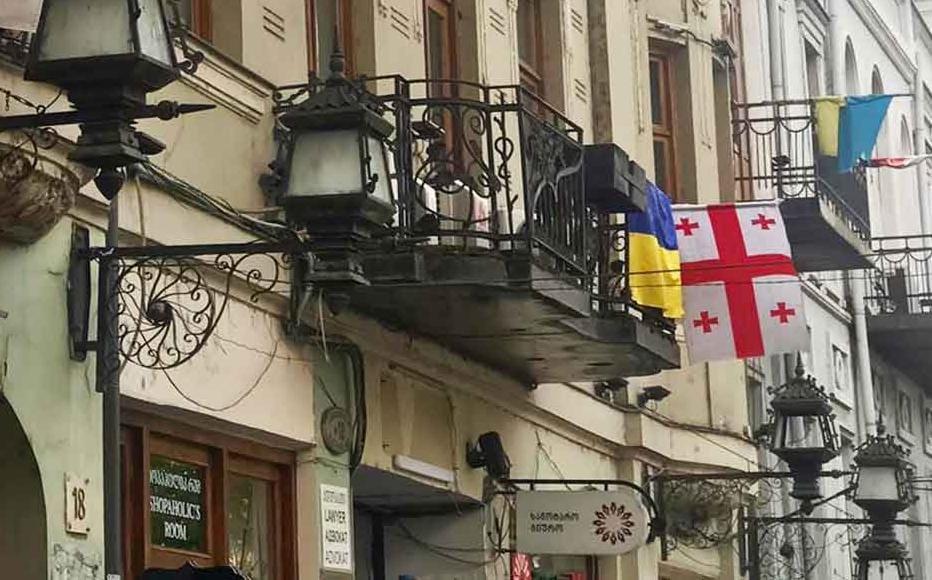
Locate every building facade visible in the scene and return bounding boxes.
[739,0,932,578]
[0,1,811,580]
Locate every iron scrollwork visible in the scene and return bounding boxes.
[113,251,291,370]
[659,477,764,552]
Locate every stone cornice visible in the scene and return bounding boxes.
[849,0,918,83]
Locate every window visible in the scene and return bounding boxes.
[178,0,212,40]
[897,389,914,436]
[649,51,677,198]
[177,0,242,61]
[832,346,849,393]
[425,0,456,85]
[517,0,544,98]
[804,41,822,97]
[306,0,353,76]
[121,414,295,580]
[924,402,932,454]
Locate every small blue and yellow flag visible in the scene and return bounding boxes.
[627,183,683,318]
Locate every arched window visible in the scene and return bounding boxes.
[871,67,884,95]
[845,40,859,95]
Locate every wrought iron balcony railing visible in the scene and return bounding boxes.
[732,99,871,239]
[271,76,671,330]
[372,77,589,278]
[865,235,932,316]
[0,28,31,66]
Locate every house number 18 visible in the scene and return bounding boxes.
[65,474,91,535]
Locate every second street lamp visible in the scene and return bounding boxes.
[767,355,839,509]
[264,43,395,288]
[852,422,917,580]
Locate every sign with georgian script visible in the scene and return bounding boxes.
[515,489,650,555]
[320,484,353,572]
[149,456,207,552]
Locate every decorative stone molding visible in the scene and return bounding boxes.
[0,133,88,244]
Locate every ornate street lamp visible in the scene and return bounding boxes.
[26,0,178,92]
[852,422,917,580]
[265,45,395,287]
[18,0,207,195]
[767,356,839,507]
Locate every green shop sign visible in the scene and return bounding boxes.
[149,455,207,552]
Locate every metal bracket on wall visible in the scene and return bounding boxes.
[67,238,298,371]
[68,225,94,360]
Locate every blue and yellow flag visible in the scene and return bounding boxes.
[628,183,683,318]
[813,94,893,172]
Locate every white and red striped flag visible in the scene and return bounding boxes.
[864,154,932,169]
[673,201,808,363]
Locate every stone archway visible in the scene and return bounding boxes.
[0,395,47,579]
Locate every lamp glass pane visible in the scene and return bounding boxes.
[287,130,363,197]
[855,466,899,501]
[136,0,174,66]
[776,416,806,449]
[367,136,393,207]
[36,0,132,61]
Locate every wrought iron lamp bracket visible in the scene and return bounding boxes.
[654,470,852,560]
[69,235,302,371]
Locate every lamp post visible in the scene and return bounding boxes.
[3,3,209,579]
[852,422,917,580]
[767,355,839,510]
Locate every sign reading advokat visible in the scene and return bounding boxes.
[516,489,650,555]
[320,484,353,572]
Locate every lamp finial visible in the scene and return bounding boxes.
[794,352,805,378]
[328,25,346,80]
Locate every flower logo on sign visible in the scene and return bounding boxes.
[593,502,636,545]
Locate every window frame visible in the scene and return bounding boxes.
[425,0,457,85]
[517,0,545,99]
[649,50,679,199]
[187,0,213,42]
[306,0,354,77]
[121,411,296,580]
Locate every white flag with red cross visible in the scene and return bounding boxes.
[673,201,808,363]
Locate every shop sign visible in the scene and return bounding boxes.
[320,484,353,572]
[515,489,650,555]
[149,456,207,552]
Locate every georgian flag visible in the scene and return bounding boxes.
[673,201,808,363]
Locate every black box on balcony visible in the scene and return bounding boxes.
[584,143,648,213]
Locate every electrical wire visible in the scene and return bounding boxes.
[392,521,502,567]
[161,339,280,412]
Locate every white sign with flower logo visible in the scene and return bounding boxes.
[515,489,651,555]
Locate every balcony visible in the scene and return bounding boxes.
[274,78,678,385]
[733,100,872,271]
[865,235,932,383]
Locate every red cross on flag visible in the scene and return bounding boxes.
[673,201,808,363]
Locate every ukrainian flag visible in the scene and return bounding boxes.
[628,183,683,319]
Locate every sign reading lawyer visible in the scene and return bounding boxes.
[516,489,650,555]
[320,484,353,572]
[149,456,207,552]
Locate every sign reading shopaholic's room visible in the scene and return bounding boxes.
[516,489,650,555]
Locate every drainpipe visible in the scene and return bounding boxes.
[913,61,930,235]
[849,274,876,439]
[826,0,843,95]
[767,0,785,100]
